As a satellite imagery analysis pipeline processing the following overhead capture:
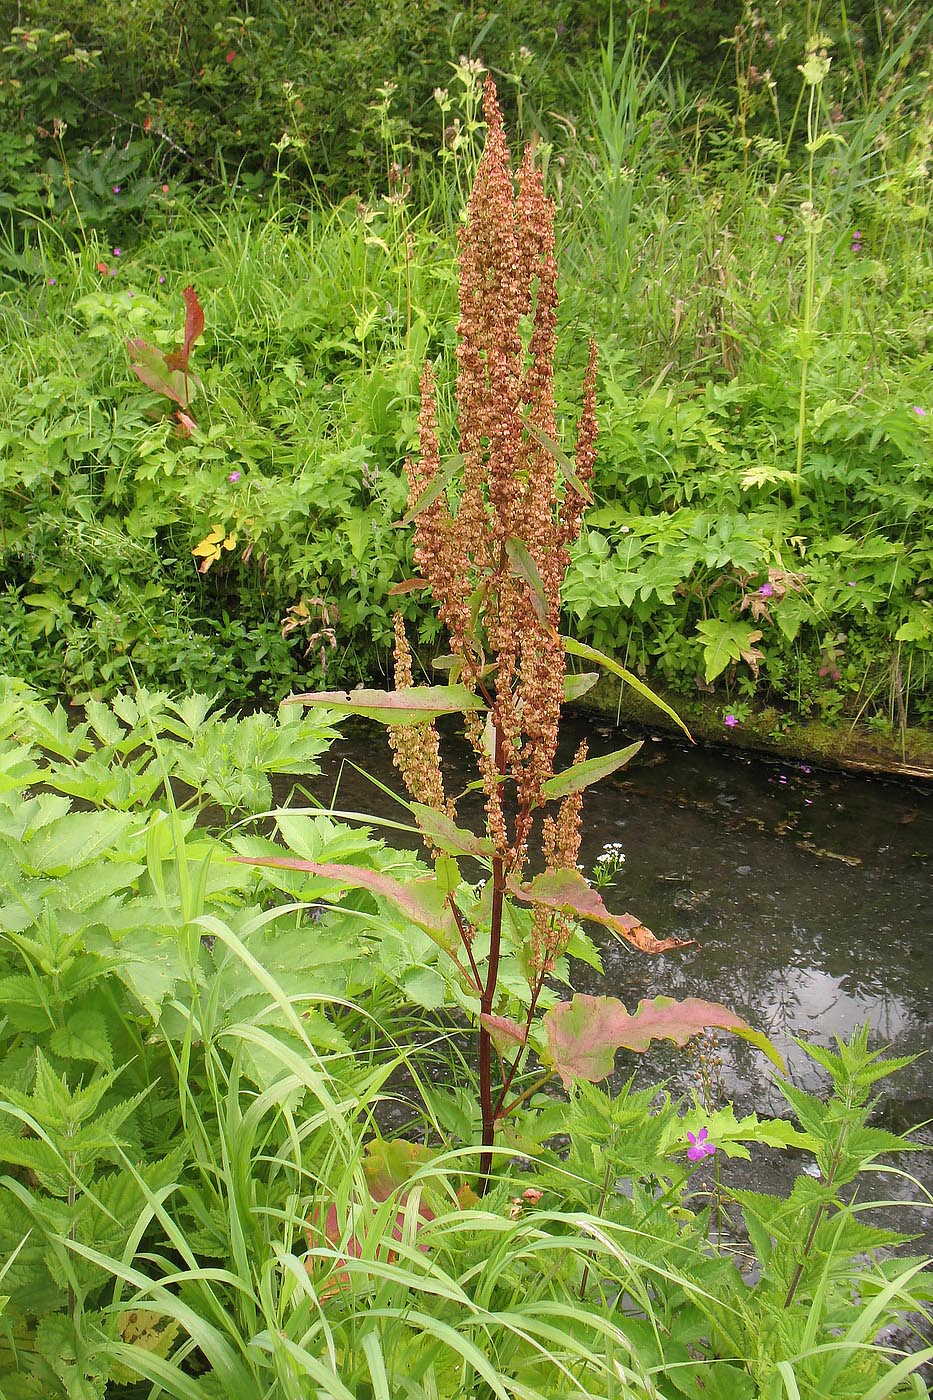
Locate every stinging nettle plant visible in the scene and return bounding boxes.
[240,78,782,1187]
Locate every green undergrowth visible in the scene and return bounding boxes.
[1,13,931,727]
[0,681,930,1397]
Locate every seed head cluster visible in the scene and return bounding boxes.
[398,76,598,875]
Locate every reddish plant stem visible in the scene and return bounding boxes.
[478,712,507,1191]
[446,894,483,994]
[491,968,549,1120]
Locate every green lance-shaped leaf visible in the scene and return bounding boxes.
[410,803,494,860]
[540,740,642,802]
[543,993,786,1087]
[282,686,484,726]
[394,452,464,526]
[524,420,594,505]
[562,636,693,741]
[507,867,691,954]
[229,856,458,951]
[562,671,599,703]
[505,538,548,623]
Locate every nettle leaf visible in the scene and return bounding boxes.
[544,993,785,1087]
[505,538,548,623]
[410,803,494,860]
[229,857,458,951]
[283,686,484,726]
[540,741,642,802]
[508,867,690,954]
[562,636,692,740]
[695,618,764,683]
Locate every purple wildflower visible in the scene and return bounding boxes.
[775,234,784,243]
[113,247,122,257]
[159,274,166,284]
[687,1127,716,1162]
[228,471,241,483]
[113,185,121,194]
[914,406,927,417]
[724,714,739,728]
[759,582,775,597]
[48,277,56,286]
[847,581,857,587]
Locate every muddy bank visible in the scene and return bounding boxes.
[575,672,933,780]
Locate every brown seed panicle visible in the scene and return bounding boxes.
[386,613,453,829]
[404,76,598,875]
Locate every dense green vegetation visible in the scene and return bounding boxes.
[0,682,930,1396]
[1,4,931,732]
[1,6,932,1394]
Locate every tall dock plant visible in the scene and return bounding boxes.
[242,78,782,1188]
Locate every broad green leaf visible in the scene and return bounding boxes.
[695,618,764,683]
[229,856,458,950]
[505,538,548,623]
[508,867,690,954]
[561,636,692,740]
[283,686,483,726]
[410,803,494,860]
[544,993,785,1087]
[540,740,642,801]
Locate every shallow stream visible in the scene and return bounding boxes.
[288,712,932,1227]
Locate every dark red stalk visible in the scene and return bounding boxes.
[478,713,507,1190]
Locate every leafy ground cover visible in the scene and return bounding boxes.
[0,680,930,1398]
[0,11,931,736]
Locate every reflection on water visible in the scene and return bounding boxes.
[287,712,933,1208]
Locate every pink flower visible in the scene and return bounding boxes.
[113,247,122,257]
[113,184,121,194]
[686,1127,716,1161]
[522,1187,543,1204]
[914,406,927,417]
[48,277,56,285]
[775,234,784,243]
[759,582,774,597]
[724,714,739,728]
[162,183,170,194]
[225,49,236,63]
[228,471,241,483]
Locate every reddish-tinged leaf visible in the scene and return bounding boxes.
[543,993,785,1087]
[507,868,691,954]
[540,741,642,801]
[307,1140,437,1289]
[388,578,429,595]
[480,1014,528,1054]
[175,409,197,435]
[165,285,205,373]
[410,803,494,860]
[363,1137,434,1202]
[282,685,484,726]
[127,338,188,407]
[229,856,458,949]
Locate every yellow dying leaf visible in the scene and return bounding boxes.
[192,524,237,573]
